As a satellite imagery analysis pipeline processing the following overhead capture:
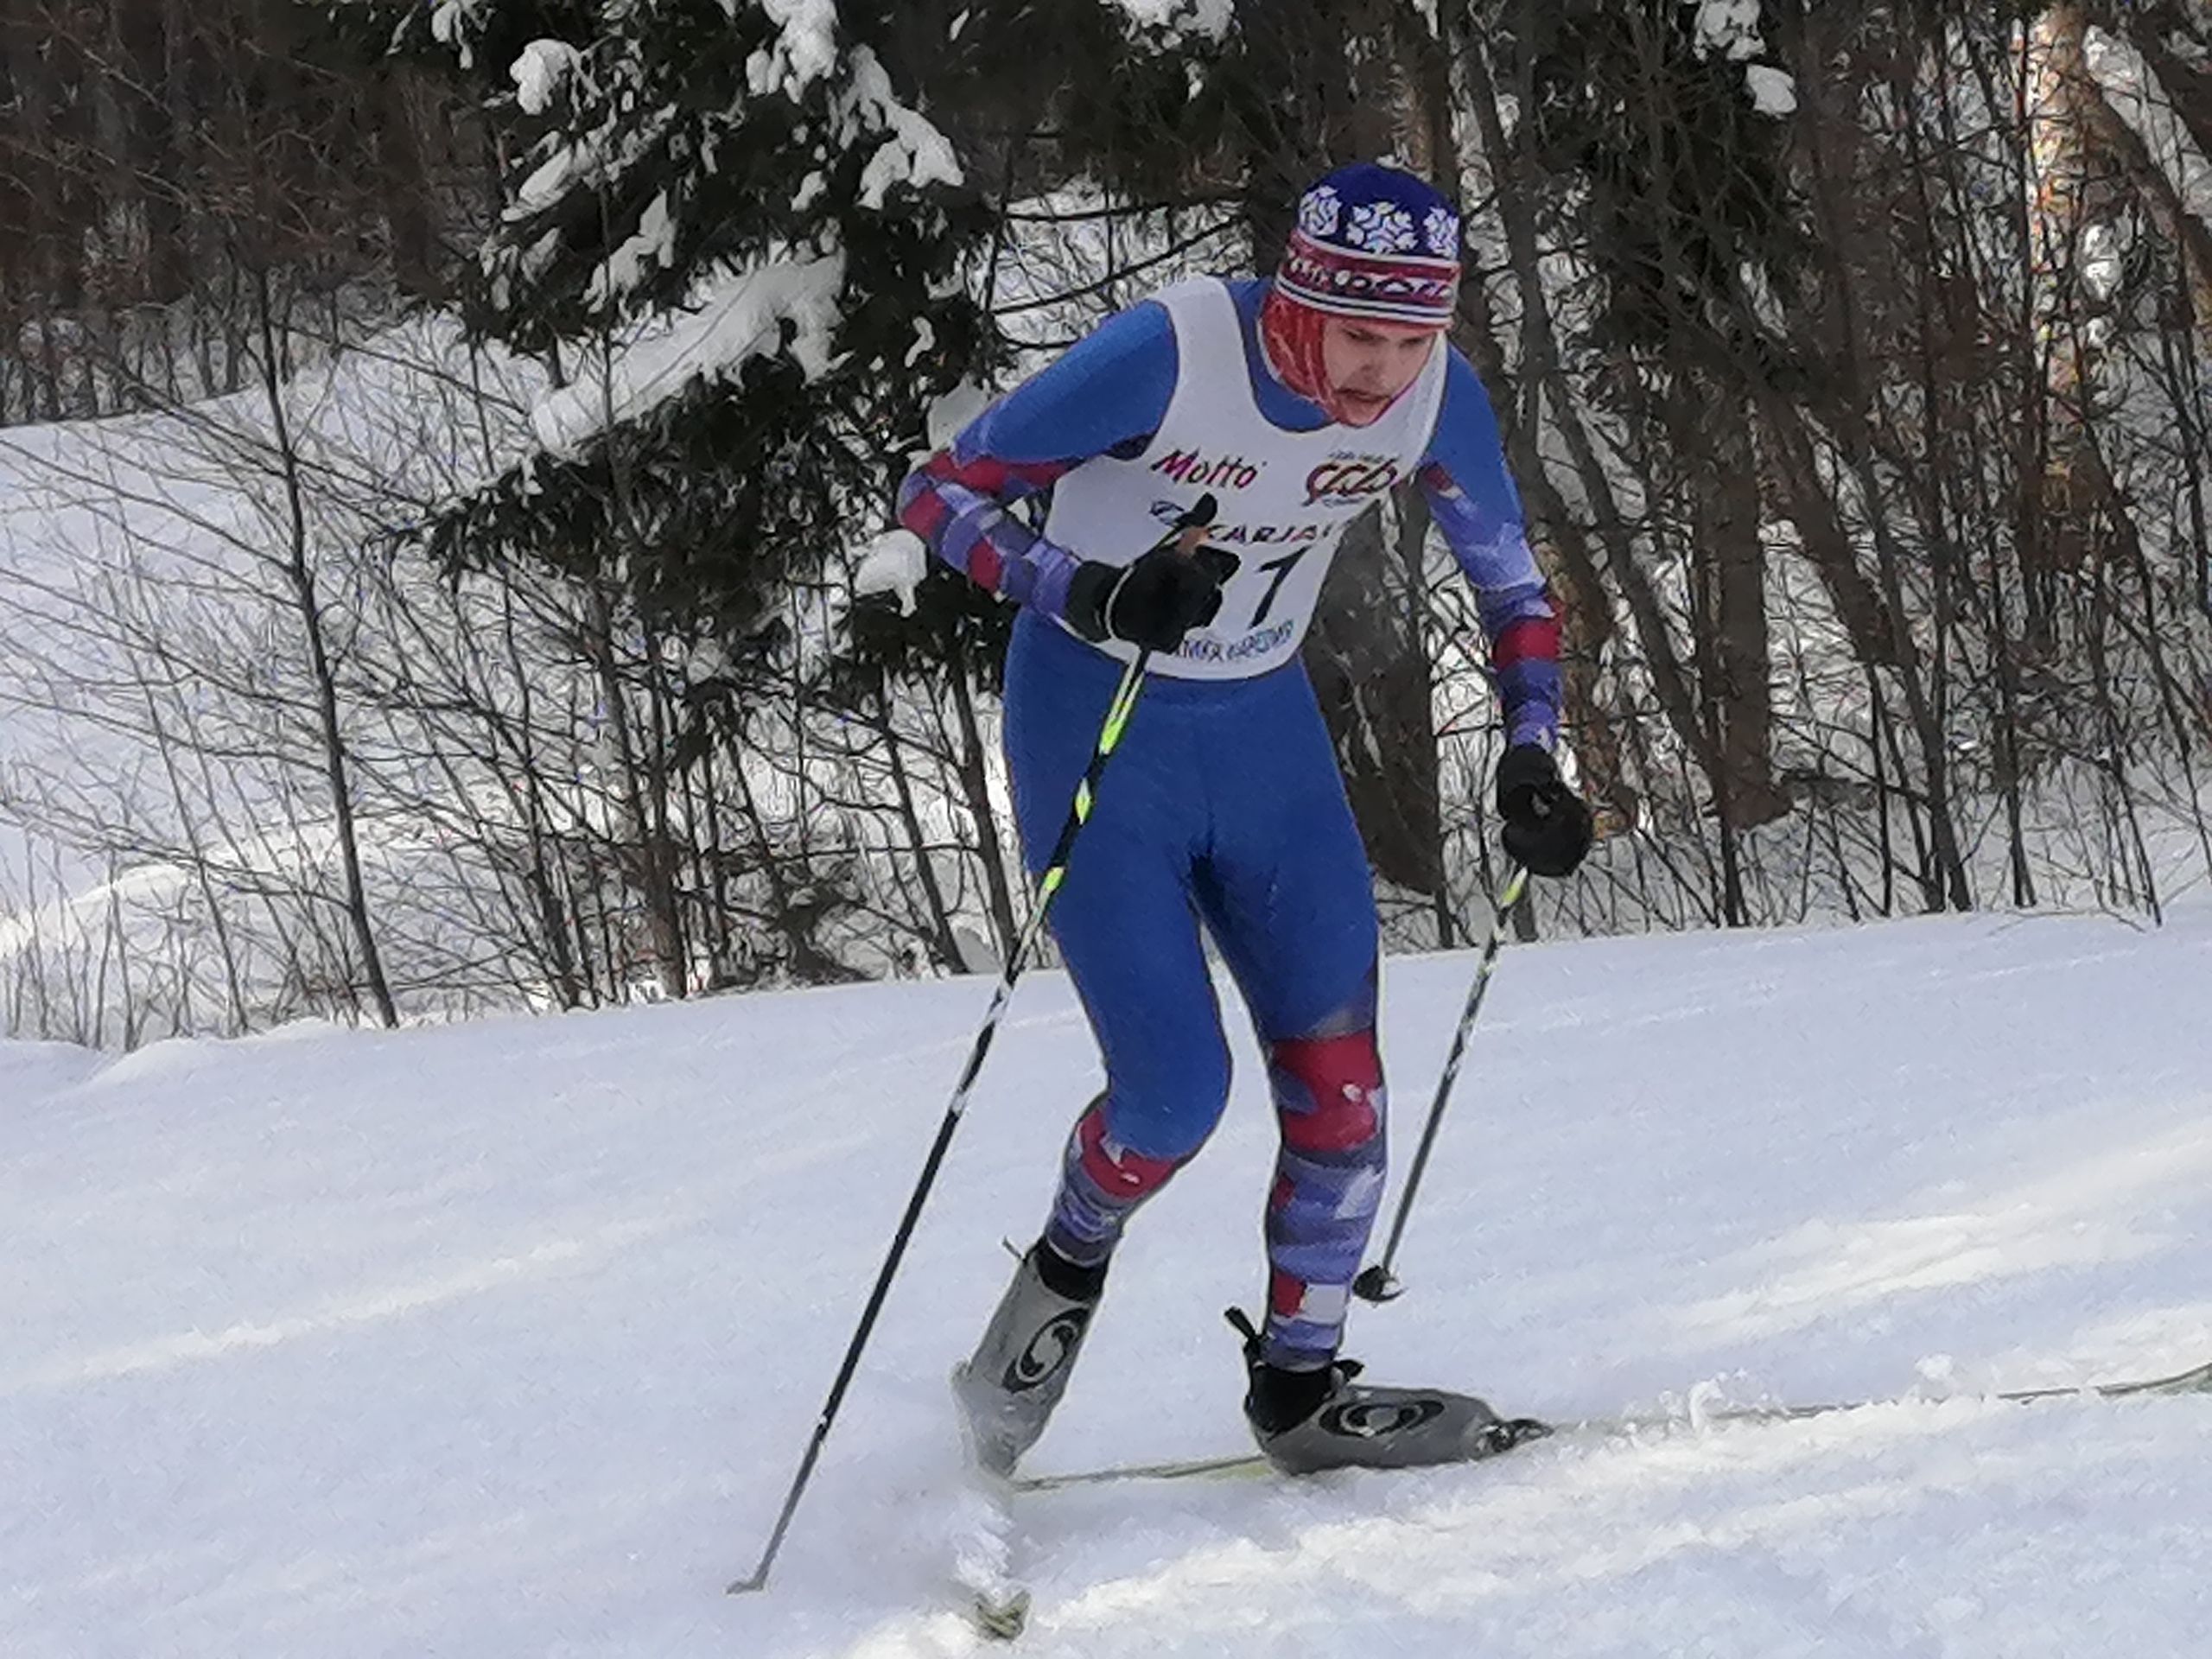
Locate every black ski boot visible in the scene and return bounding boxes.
[1230,1307,1552,1475]
[951,1243,1106,1478]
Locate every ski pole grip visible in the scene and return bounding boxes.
[1172,492,1218,554]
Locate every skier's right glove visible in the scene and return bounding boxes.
[1065,540,1239,654]
[1495,742,1594,878]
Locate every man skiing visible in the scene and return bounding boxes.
[896,162,1593,1478]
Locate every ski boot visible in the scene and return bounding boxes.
[951,1243,1106,1478]
[1230,1307,1552,1475]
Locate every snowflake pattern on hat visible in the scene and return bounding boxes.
[1297,185,1343,238]
[1275,162,1463,325]
[1423,206,1461,257]
[1346,200,1417,253]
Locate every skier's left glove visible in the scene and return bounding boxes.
[1495,743,1593,878]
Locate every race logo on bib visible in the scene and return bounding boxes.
[1304,454,1402,506]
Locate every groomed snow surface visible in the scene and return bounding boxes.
[7,906,2212,1656]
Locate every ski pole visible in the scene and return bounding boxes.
[730,494,1217,1596]
[1351,861,1529,1306]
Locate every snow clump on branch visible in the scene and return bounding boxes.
[1099,0,1232,46]
[530,253,847,454]
[511,40,582,117]
[839,48,964,208]
[747,0,842,99]
[853,529,929,615]
[1693,0,1797,119]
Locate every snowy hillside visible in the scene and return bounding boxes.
[7,907,2212,1656]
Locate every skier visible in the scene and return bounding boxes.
[896,161,1592,1478]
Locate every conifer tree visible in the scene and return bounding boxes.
[336,0,996,645]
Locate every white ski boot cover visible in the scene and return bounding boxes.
[951,1246,1099,1478]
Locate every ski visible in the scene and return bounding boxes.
[1700,1354,2212,1423]
[947,1471,1032,1641]
[1010,1429,1543,1494]
[1010,1355,2212,1493]
[970,1585,1032,1641]
[1014,1450,1272,1494]
[946,1408,1037,1642]
[952,1519,1032,1639]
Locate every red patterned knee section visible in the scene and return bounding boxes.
[1268,1028,1383,1154]
[1072,1103,1184,1198]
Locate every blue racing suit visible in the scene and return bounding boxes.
[899,277,1560,1369]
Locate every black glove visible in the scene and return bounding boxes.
[1065,541,1239,653]
[1495,742,1593,878]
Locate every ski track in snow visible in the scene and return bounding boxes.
[5,909,2212,1656]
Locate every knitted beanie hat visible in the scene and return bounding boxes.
[1273,162,1463,326]
[1262,162,1461,422]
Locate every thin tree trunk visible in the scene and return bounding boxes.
[944,644,1020,961]
[251,265,398,1026]
[1694,385,1790,832]
[1793,14,1973,908]
[1464,18,1714,783]
[582,586,684,998]
[875,664,966,971]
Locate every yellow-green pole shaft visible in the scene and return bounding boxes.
[731,652,1148,1596]
[734,490,1217,1595]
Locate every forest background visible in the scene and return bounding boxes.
[5,0,2212,1047]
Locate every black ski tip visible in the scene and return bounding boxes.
[1483,1415,1554,1456]
[973,1586,1031,1640]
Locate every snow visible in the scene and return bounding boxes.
[7,904,2212,1654]
[854,528,929,616]
[1693,0,1765,62]
[748,0,842,100]
[1744,63,1798,118]
[514,135,594,214]
[1097,0,1233,44]
[429,0,484,67]
[511,40,582,117]
[585,189,678,309]
[2085,26,2212,230]
[1688,0,1793,114]
[925,381,993,449]
[841,49,964,210]
[0,316,550,1036]
[531,252,847,453]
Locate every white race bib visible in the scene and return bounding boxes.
[1041,279,1446,680]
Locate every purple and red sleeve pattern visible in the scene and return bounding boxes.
[1418,460,1562,751]
[1419,349,1564,752]
[895,448,1085,617]
[897,299,1181,623]
[1419,455,1562,751]
[897,291,1564,751]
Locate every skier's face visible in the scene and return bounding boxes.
[1320,318,1440,426]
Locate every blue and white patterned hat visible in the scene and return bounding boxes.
[1275,162,1462,326]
